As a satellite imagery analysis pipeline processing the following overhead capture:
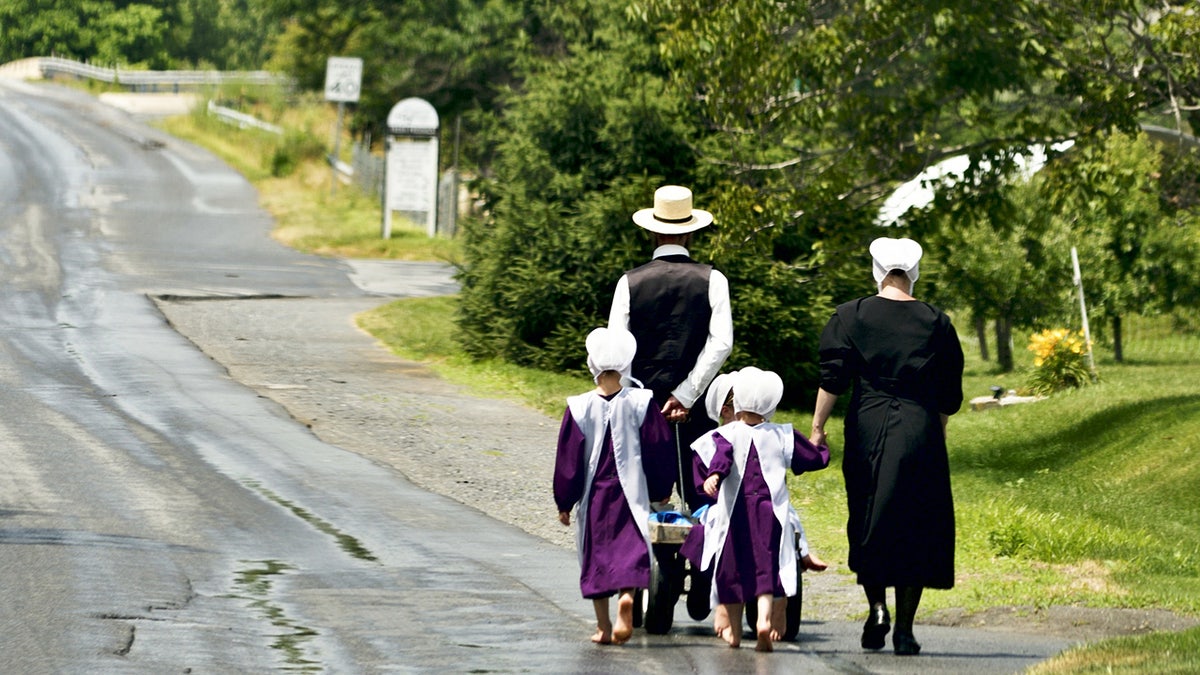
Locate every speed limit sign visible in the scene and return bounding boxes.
[324,56,363,103]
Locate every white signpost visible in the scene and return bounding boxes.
[324,56,363,195]
[383,98,440,238]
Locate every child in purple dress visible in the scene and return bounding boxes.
[684,369,829,643]
[694,367,829,651]
[554,328,675,644]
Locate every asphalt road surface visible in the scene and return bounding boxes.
[0,78,1077,673]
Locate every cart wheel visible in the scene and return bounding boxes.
[644,550,680,634]
[744,568,804,640]
[685,564,711,621]
[632,589,644,629]
[744,597,758,634]
[782,572,803,641]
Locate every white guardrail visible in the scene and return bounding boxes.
[0,56,291,89]
[206,100,284,135]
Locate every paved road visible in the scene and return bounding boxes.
[0,78,1076,673]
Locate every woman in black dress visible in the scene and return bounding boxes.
[810,237,964,656]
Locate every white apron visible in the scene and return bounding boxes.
[566,387,654,569]
[692,421,799,608]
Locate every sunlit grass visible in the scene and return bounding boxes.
[1028,625,1200,674]
[355,296,590,415]
[155,93,461,263]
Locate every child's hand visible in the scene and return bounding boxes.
[801,552,828,572]
[558,511,571,526]
[703,474,721,498]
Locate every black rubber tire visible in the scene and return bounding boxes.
[744,569,803,640]
[745,597,758,633]
[643,551,679,634]
[685,564,712,621]
[782,572,803,641]
[632,589,644,629]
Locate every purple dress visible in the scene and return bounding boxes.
[704,430,829,603]
[553,392,675,598]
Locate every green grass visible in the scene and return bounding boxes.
[1028,625,1200,674]
[355,296,591,415]
[159,93,1200,674]
[155,99,461,263]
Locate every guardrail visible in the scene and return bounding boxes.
[0,56,291,90]
[206,100,284,135]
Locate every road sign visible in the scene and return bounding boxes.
[324,56,363,103]
[383,98,440,238]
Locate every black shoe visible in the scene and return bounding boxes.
[860,604,890,650]
[893,630,921,656]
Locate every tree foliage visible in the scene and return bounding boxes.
[0,0,278,69]
[457,0,702,375]
[8,0,1199,395]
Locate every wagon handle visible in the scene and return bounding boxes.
[674,423,691,518]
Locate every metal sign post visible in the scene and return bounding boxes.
[323,56,363,196]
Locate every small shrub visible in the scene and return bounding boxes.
[1027,328,1096,395]
[270,131,325,178]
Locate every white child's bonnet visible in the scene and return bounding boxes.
[732,366,784,421]
[585,327,642,387]
[704,371,739,424]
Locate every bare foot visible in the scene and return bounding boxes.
[591,626,613,644]
[719,625,741,648]
[756,604,774,652]
[756,624,774,652]
[612,592,634,644]
[713,605,730,638]
[801,553,828,572]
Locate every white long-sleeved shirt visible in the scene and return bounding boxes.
[608,245,733,410]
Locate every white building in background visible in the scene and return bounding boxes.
[876,141,1076,226]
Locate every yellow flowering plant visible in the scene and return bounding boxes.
[1027,328,1096,394]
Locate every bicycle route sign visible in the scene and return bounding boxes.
[324,56,363,103]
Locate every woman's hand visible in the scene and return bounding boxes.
[810,427,827,447]
[558,511,571,526]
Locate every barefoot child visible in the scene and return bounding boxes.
[682,370,829,643]
[554,328,675,644]
[693,367,830,651]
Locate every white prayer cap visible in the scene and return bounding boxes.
[870,236,923,286]
[585,327,639,385]
[732,366,784,420]
[704,371,738,424]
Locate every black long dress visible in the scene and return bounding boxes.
[818,296,964,589]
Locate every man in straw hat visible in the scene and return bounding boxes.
[608,185,733,511]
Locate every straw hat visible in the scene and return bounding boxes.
[632,185,713,234]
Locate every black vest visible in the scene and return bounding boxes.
[625,256,713,401]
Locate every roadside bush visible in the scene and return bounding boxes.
[270,131,325,178]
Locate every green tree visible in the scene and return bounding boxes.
[262,0,527,165]
[457,0,702,374]
[628,0,1200,384]
[1039,132,1200,361]
[92,4,169,68]
[0,0,278,69]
